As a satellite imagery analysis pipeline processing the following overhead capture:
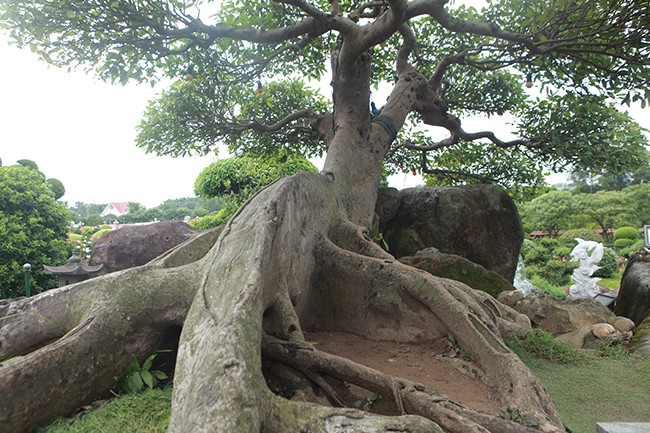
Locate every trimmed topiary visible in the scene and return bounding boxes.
[614,226,639,241]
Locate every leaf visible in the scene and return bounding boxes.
[140,370,154,389]
[152,370,168,380]
[128,372,144,391]
[142,353,156,371]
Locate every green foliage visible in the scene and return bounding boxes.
[1,0,647,194]
[0,164,69,298]
[619,239,644,258]
[536,259,573,286]
[137,78,329,159]
[506,330,588,365]
[519,190,580,235]
[16,159,39,171]
[592,247,618,279]
[614,226,640,241]
[516,94,649,174]
[91,228,113,239]
[194,153,317,225]
[46,178,66,200]
[195,153,317,199]
[613,238,635,248]
[556,229,604,245]
[528,275,566,299]
[114,353,168,395]
[189,201,241,231]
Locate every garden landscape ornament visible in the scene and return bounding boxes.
[568,238,604,299]
[513,257,539,297]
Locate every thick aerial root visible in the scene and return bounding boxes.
[0,229,218,433]
[263,392,444,433]
[263,335,544,433]
[297,238,564,432]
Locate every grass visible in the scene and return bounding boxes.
[508,331,650,433]
[40,387,172,433]
[40,333,650,433]
[598,271,623,290]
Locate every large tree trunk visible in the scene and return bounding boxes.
[1,172,564,433]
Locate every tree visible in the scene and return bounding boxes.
[1,1,649,432]
[0,164,70,299]
[519,190,580,236]
[575,190,628,242]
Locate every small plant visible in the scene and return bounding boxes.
[500,406,536,427]
[352,393,380,411]
[114,351,169,395]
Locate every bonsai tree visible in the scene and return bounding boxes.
[1,1,649,432]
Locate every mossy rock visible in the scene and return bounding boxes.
[399,252,514,298]
[631,315,650,357]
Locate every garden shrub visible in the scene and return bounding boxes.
[614,238,635,248]
[614,226,639,241]
[91,228,112,239]
[620,239,644,257]
[529,275,566,299]
[592,247,618,278]
[537,259,574,286]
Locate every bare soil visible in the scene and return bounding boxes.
[305,330,501,415]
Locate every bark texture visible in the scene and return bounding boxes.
[1,172,566,433]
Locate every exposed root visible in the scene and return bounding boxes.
[262,335,544,433]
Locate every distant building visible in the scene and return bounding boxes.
[100,202,129,217]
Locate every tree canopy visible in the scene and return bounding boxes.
[0,163,69,298]
[2,0,648,191]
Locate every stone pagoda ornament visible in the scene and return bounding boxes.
[43,251,103,287]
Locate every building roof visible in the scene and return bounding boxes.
[100,202,129,217]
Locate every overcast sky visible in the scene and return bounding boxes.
[1,33,648,208]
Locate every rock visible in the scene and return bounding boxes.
[497,290,525,308]
[590,323,616,339]
[399,253,515,298]
[609,316,635,333]
[508,293,615,335]
[631,315,650,357]
[615,252,650,326]
[556,327,591,349]
[378,185,522,281]
[90,220,199,275]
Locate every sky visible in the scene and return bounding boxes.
[1,32,648,208]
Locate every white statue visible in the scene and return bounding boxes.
[568,238,604,299]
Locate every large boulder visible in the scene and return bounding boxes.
[399,252,515,298]
[90,220,199,275]
[378,185,523,281]
[615,251,650,326]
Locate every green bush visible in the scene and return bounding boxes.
[592,247,618,278]
[537,259,574,286]
[614,226,639,241]
[520,238,549,266]
[529,275,566,299]
[91,228,113,239]
[614,238,635,248]
[620,239,644,257]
